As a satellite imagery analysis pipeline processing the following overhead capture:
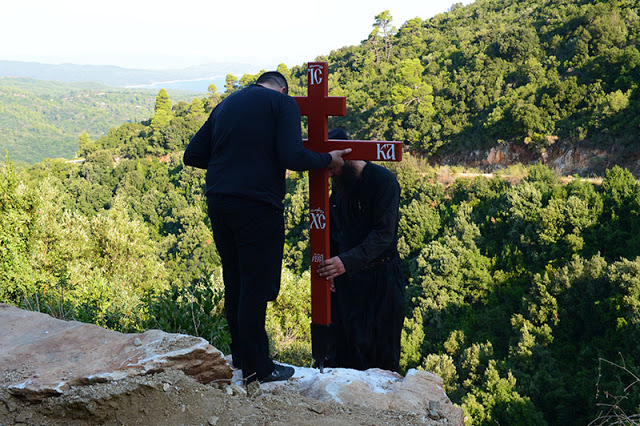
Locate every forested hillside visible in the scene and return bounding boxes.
[0,78,198,163]
[2,0,640,425]
[287,0,640,161]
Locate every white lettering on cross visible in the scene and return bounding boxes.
[310,208,327,230]
[311,253,324,263]
[377,143,396,160]
[309,64,323,86]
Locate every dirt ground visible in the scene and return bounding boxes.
[0,369,447,425]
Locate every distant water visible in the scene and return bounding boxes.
[127,76,227,94]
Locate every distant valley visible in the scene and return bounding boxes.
[0,77,197,164]
[0,60,261,164]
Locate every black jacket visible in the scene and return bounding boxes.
[184,84,331,210]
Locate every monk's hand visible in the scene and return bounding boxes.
[328,148,352,171]
[317,256,346,281]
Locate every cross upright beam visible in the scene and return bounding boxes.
[293,63,345,326]
[294,63,346,146]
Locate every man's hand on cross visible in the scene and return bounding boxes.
[327,148,352,173]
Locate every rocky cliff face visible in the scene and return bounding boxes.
[433,142,640,177]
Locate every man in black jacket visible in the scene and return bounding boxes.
[183,72,350,384]
[317,129,405,372]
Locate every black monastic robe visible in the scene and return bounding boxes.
[328,162,405,372]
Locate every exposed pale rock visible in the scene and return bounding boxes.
[454,141,616,177]
[258,365,465,425]
[0,303,231,400]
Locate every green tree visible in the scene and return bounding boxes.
[154,88,171,114]
[206,84,221,108]
[398,198,440,254]
[594,166,640,259]
[188,98,205,117]
[151,89,172,130]
[224,74,239,94]
[368,11,395,63]
[462,360,545,425]
[77,131,94,157]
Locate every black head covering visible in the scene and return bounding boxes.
[328,128,349,140]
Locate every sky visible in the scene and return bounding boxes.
[2,0,474,70]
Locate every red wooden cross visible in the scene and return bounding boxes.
[293,62,402,341]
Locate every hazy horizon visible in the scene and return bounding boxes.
[2,1,474,71]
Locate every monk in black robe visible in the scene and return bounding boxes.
[317,129,405,372]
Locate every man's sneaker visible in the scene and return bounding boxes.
[259,364,295,383]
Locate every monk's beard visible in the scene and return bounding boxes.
[332,162,358,199]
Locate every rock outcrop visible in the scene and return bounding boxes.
[0,303,232,400]
[1,304,463,424]
[259,366,465,425]
[434,141,640,177]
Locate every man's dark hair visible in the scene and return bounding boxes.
[256,71,288,93]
